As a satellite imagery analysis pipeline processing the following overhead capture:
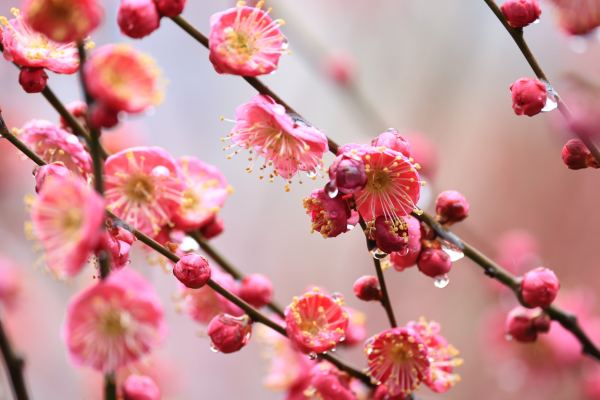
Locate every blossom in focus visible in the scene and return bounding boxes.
[562,139,599,169]
[303,188,351,238]
[31,176,105,278]
[103,147,185,237]
[33,162,71,193]
[546,0,600,35]
[207,313,253,354]
[371,216,409,254]
[172,156,231,232]
[106,219,136,271]
[303,362,355,400]
[353,145,422,221]
[407,318,463,393]
[521,267,560,308]
[176,268,243,324]
[284,288,349,354]
[417,248,452,278]
[390,216,421,271]
[209,1,288,76]
[510,77,547,117]
[0,9,80,74]
[371,129,411,159]
[123,374,161,400]
[23,0,103,43]
[84,44,163,117]
[224,94,328,183]
[364,327,429,396]
[500,0,541,28]
[240,274,273,308]
[63,269,168,371]
[117,0,161,39]
[19,119,93,180]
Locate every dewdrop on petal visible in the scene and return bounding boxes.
[284,288,349,355]
[207,314,253,354]
[123,375,161,400]
[23,0,103,43]
[225,94,328,180]
[209,2,288,77]
[417,248,452,287]
[363,327,430,396]
[117,0,161,39]
[1,9,80,74]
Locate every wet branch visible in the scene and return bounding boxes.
[0,316,29,400]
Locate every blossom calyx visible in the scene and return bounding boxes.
[521,267,560,308]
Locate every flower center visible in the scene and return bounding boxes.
[61,208,83,239]
[182,188,200,210]
[224,27,256,58]
[299,319,322,337]
[368,169,392,193]
[97,307,131,336]
[390,343,413,363]
[125,174,155,203]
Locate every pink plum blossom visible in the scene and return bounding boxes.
[172,156,231,232]
[303,188,351,238]
[62,269,168,372]
[106,219,137,271]
[303,362,355,400]
[0,256,21,309]
[546,0,600,35]
[123,374,161,400]
[23,0,103,43]
[103,147,185,237]
[0,8,79,74]
[31,176,105,278]
[33,161,71,193]
[225,94,328,182]
[19,119,93,180]
[209,1,287,76]
[390,216,421,271]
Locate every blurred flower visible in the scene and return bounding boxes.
[364,326,429,396]
[321,50,358,85]
[353,275,382,302]
[123,374,161,400]
[341,307,367,347]
[240,273,274,308]
[176,268,243,324]
[103,147,185,237]
[19,119,93,180]
[199,216,225,240]
[31,176,105,279]
[63,269,168,372]
[155,0,186,17]
[0,256,21,309]
[224,94,328,183]
[402,133,439,182]
[172,156,231,232]
[23,0,102,43]
[0,8,79,74]
[209,1,287,76]
[59,101,88,132]
[117,0,161,39]
[303,361,355,400]
[100,121,146,154]
[33,162,71,193]
[284,288,348,354]
[546,0,600,35]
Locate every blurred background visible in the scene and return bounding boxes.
[1,0,600,399]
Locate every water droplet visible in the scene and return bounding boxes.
[330,347,336,352]
[428,357,435,363]
[346,224,355,231]
[151,165,170,177]
[540,79,559,113]
[66,135,79,144]
[439,240,464,262]
[434,274,450,288]
[306,168,318,178]
[340,335,346,342]
[308,351,318,360]
[505,334,513,341]
[210,342,220,353]
[370,247,388,259]
[325,181,338,198]
[331,292,345,304]
[385,128,398,133]
[180,236,200,252]
[533,18,540,24]
[397,247,410,256]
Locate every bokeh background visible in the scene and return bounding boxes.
[1,0,600,399]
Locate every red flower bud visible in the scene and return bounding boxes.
[500,0,541,28]
[505,307,539,343]
[328,153,367,195]
[417,248,451,278]
[371,128,411,159]
[373,216,409,254]
[435,190,470,225]
[19,67,48,94]
[562,139,599,170]
[155,0,186,17]
[117,0,161,39]
[173,254,211,289]
[532,312,551,333]
[123,374,161,400]
[521,267,560,308]
[353,275,382,302]
[510,77,547,117]
[200,217,225,240]
[240,274,273,308]
[207,314,253,354]
[90,104,119,129]
[33,162,71,193]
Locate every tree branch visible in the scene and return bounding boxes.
[0,316,29,400]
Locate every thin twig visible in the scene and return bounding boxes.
[482,0,600,165]
[357,216,397,328]
[0,316,29,400]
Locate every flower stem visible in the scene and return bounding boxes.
[482,0,600,165]
[357,215,397,328]
[0,316,29,400]
[104,372,117,400]
[186,230,286,318]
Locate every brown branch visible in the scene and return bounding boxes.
[0,316,29,400]
[482,0,600,165]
